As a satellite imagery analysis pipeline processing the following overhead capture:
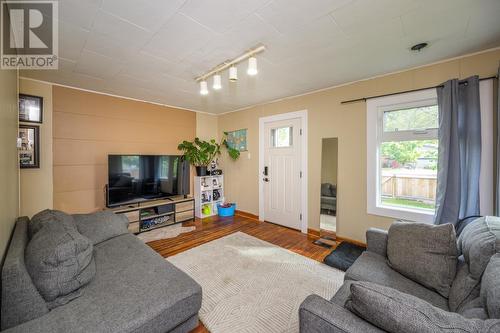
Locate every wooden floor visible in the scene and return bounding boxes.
[146,214,334,333]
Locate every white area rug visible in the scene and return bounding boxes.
[168,232,344,333]
[137,224,195,243]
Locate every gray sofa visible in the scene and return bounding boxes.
[299,217,500,332]
[1,214,202,333]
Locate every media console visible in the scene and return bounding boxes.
[107,197,195,234]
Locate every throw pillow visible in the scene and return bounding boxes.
[29,209,77,239]
[73,211,129,245]
[481,253,500,319]
[25,216,95,309]
[449,216,500,311]
[387,221,457,298]
[345,281,499,333]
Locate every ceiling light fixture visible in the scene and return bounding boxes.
[229,66,238,82]
[194,44,266,94]
[200,80,208,95]
[213,74,222,90]
[247,57,258,76]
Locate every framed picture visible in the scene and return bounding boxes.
[18,125,40,168]
[19,94,43,123]
[226,128,247,152]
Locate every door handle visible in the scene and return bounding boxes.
[263,166,268,176]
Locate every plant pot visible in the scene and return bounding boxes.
[195,166,208,176]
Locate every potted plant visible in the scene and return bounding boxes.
[177,133,240,176]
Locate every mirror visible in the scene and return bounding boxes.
[320,137,338,240]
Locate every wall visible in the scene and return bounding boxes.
[52,86,196,213]
[0,69,19,261]
[321,138,338,185]
[19,79,53,217]
[196,113,219,141]
[218,48,500,242]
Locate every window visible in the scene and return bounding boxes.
[367,89,438,223]
[271,126,293,147]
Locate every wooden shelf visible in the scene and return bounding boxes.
[140,220,174,232]
[140,211,174,221]
[195,175,224,218]
[107,196,195,234]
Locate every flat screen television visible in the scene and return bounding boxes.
[107,154,189,207]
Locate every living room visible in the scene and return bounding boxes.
[1,1,500,332]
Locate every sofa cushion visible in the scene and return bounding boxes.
[449,256,481,312]
[6,234,202,333]
[458,297,489,320]
[1,218,49,330]
[29,209,77,238]
[344,281,500,333]
[345,251,449,310]
[330,280,355,306]
[449,216,500,311]
[25,216,95,308]
[387,222,457,298]
[73,211,129,245]
[481,253,500,319]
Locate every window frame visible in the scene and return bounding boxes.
[367,88,438,223]
[270,126,293,148]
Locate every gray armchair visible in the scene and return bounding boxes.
[299,217,500,333]
[299,229,388,333]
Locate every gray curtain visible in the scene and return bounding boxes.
[496,66,500,216]
[434,76,481,233]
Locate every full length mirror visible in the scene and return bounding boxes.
[320,138,338,237]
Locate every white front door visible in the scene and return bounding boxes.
[262,117,302,230]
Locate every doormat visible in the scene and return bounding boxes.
[323,242,366,271]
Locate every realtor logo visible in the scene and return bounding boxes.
[1,0,58,69]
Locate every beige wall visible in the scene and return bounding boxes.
[218,49,500,242]
[52,86,196,213]
[0,69,19,261]
[321,138,338,185]
[196,112,219,141]
[19,79,53,217]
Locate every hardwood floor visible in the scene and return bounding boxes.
[146,213,334,333]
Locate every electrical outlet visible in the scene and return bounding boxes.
[247,152,251,159]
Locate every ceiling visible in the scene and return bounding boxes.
[21,0,500,114]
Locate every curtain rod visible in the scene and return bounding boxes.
[340,75,498,105]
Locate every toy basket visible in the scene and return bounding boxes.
[217,203,236,217]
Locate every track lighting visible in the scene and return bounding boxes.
[229,66,238,82]
[213,74,222,90]
[195,45,265,94]
[247,57,258,76]
[199,80,208,95]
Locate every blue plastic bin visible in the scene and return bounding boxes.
[217,203,236,217]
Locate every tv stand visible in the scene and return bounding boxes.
[107,197,195,234]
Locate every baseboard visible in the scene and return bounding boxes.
[234,210,259,221]
[307,228,320,237]
[335,235,367,248]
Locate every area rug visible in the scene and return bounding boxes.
[136,224,195,243]
[168,232,344,333]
